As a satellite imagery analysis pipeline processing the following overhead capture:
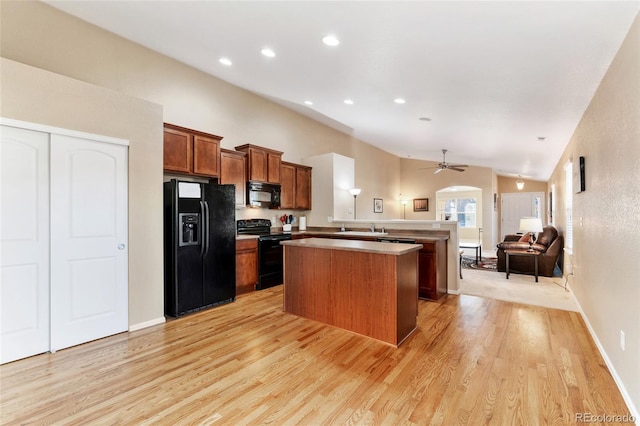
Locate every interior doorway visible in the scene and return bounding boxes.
[501,192,545,240]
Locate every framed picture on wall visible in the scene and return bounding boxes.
[373,198,383,213]
[413,198,429,212]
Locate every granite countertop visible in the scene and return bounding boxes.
[281,237,423,255]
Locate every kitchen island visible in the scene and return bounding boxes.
[281,238,422,346]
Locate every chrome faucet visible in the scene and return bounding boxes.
[370,223,375,232]
[340,223,346,232]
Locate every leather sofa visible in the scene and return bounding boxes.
[496,226,563,277]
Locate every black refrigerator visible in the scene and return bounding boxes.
[164,179,236,317]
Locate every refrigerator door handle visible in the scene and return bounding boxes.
[199,200,206,257]
[203,200,210,257]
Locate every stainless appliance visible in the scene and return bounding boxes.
[237,218,291,290]
[247,182,281,209]
[164,179,236,317]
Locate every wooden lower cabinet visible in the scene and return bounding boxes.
[235,239,258,295]
[417,239,448,300]
[315,232,448,300]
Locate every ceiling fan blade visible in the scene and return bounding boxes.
[417,166,439,170]
[433,168,443,174]
[447,164,468,168]
[448,167,466,172]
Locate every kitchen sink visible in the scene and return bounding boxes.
[333,231,388,237]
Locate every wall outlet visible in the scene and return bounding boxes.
[348,208,353,215]
[620,330,625,351]
[327,216,333,223]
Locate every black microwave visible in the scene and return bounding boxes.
[247,181,281,209]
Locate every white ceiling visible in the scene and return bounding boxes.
[45,1,639,181]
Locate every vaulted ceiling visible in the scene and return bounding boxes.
[45,1,639,181]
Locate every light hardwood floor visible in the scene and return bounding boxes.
[1,286,631,425]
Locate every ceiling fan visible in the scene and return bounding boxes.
[420,149,468,174]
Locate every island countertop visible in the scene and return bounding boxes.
[282,237,420,346]
[280,237,422,255]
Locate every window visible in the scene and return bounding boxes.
[438,197,477,228]
[564,162,573,251]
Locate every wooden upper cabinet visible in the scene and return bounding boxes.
[280,163,296,209]
[295,165,312,210]
[281,161,312,210]
[220,149,247,208]
[163,126,192,174]
[235,144,282,184]
[267,151,281,183]
[163,123,221,178]
[193,134,220,177]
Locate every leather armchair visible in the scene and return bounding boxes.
[496,226,563,277]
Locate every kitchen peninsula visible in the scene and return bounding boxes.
[281,238,422,347]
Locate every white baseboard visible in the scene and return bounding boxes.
[447,289,461,295]
[129,316,166,332]
[568,285,639,421]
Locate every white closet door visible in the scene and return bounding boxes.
[0,126,50,364]
[50,134,128,352]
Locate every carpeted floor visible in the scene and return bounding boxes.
[459,256,578,312]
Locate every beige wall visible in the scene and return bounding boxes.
[0,58,165,328]
[401,158,498,249]
[0,0,401,224]
[547,13,640,413]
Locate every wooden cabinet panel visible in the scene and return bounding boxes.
[248,148,268,182]
[220,149,246,208]
[163,123,222,178]
[280,162,296,209]
[280,161,312,210]
[193,135,220,177]
[417,239,448,300]
[295,166,312,210]
[267,152,281,183]
[235,144,282,184]
[163,127,192,173]
[236,239,258,295]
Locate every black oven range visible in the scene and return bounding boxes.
[236,219,292,290]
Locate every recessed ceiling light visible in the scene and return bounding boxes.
[261,48,276,58]
[322,35,340,46]
[344,99,354,105]
[419,117,432,121]
[218,57,232,66]
[304,100,313,106]
[394,98,406,104]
